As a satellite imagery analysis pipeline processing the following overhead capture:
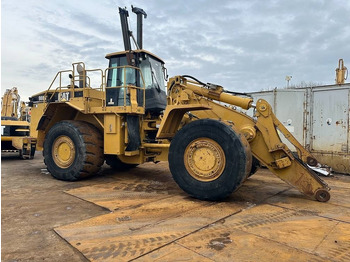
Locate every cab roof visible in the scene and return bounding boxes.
[105,49,165,64]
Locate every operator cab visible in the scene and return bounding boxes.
[105,49,167,115]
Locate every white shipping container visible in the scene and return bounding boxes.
[246,84,350,174]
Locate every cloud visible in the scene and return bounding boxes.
[2,0,350,100]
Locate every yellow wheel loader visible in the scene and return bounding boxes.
[29,6,330,202]
[1,87,36,159]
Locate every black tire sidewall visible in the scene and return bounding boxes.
[44,121,86,181]
[169,119,248,200]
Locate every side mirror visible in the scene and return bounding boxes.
[163,66,168,81]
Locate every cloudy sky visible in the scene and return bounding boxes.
[2,0,350,100]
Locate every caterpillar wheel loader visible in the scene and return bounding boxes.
[1,87,36,159]
[29,6,330,202]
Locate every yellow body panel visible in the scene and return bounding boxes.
[104,114,124,155]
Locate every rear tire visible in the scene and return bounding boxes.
[169,119,252,201]
[43,121,104,181]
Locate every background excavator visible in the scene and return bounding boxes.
[1,87,36,158]
[28,6,330,202]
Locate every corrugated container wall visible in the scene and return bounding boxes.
[246,84,350,174]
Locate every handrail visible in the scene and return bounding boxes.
[41,63,146,111]
[44,70,72,103]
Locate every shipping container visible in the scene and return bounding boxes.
[246,83,350,174]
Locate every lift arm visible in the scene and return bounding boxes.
[253,99,330,201]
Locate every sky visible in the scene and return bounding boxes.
[1,0,350,101]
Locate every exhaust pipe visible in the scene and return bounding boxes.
[119,7,132,51]
[132,6,147,49]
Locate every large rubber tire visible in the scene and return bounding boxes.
[105,155,138,170]
[43,120,104,181]
[169,119,252,201]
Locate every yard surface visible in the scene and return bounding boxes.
[2,153,350,261]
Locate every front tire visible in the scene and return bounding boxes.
[169,119,252,201]
[43,121,104,181]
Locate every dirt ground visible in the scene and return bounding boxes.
[2,152,350,262]
[1,153,109,261]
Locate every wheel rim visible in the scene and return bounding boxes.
[52,135,76,168]
[184,138,226,182]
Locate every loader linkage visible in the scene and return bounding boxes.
[254,99,330,202]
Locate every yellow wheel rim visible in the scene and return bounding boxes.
[184,138,226,182]
[52,135,75,168]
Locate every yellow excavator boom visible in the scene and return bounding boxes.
[1,87,20,118]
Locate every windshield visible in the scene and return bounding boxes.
[107,56,128,87]
[107,55,165,91]
[106,56,141,106]
[140,56,166,91]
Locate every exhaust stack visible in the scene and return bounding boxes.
[119,7,132,51]
[132,6,147,49]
